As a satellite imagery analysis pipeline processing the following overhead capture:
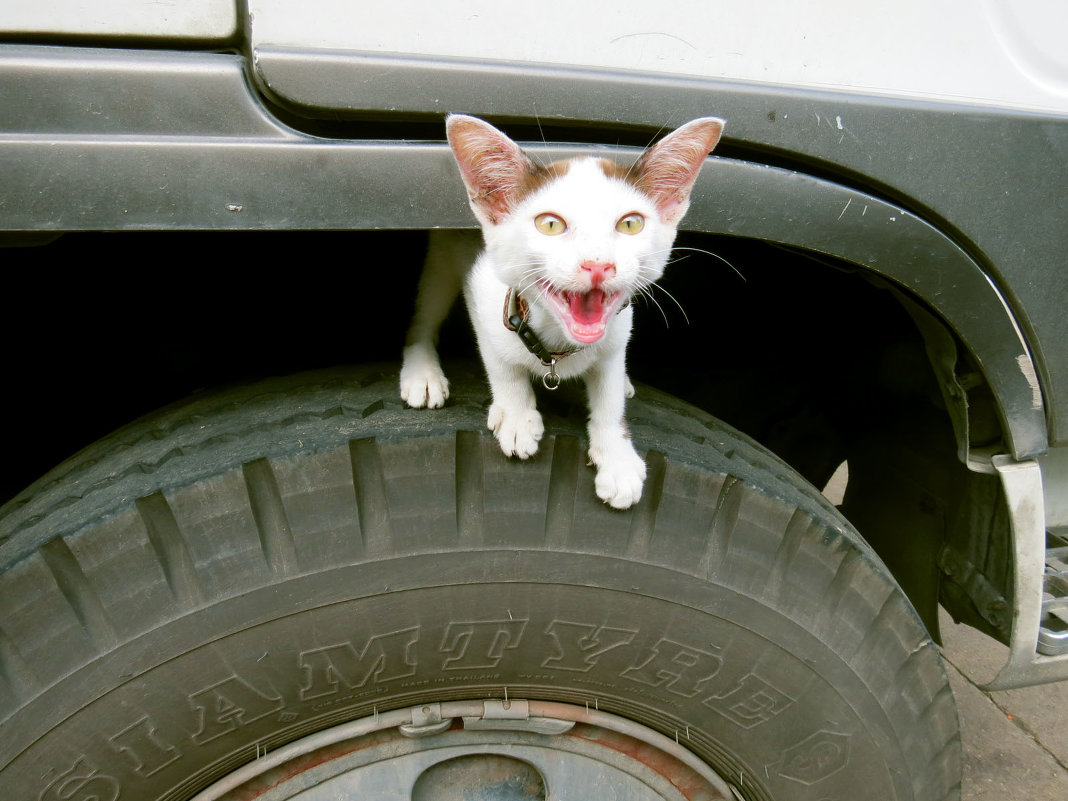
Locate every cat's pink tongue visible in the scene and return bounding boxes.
[568,289,609,343]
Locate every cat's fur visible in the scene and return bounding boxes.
[400,114,724,509]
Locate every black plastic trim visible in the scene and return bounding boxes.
[250,46,1068,448]
[0,44,1056,458]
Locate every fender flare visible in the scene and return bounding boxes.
[0,45,1045,459]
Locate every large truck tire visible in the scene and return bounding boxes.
[0,365,960,800]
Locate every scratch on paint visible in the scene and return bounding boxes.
[837,197,852,220]
[1016,354,1043,409]
[608,31,698,51]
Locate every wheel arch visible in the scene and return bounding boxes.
[680,156,1045,464]
[676,158,1036,641]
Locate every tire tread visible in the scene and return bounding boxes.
[0,366,961,799]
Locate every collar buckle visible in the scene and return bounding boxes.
[503,288,575,390]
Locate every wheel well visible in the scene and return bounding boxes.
[1,228,1009,640]
[633,232,1011,641]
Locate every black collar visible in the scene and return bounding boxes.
[502,288,579,390]
[502,288,580,367]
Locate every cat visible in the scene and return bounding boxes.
[400,114,724,509]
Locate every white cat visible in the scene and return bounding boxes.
[400,114,724,509]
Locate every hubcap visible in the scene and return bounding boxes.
[191,699,737,800]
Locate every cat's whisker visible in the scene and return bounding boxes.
[643,280,691,326]
[623,120,674,183]
[518,280,544,300]
[514,267,548,299]
[627,263,691,328]
[512,264,553,299]
[530,108,550,171]
[667,246,746,282]
[633,285,672,329]
[525,283,554,312]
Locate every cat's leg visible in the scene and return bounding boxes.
[480,358,544,459]
[400,230,479,408]
[585,353,646,509]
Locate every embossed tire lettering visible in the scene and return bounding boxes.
[0,366,960,800]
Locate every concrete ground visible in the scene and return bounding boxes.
[939,609,1068,799]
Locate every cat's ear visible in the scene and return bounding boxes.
[446,114,540,226]
[633,117,725,225]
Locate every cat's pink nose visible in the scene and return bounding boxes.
[580,261,616,287]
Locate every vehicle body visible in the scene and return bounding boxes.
[2,2,1067,799]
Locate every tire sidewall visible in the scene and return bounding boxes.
[21,548,904,801]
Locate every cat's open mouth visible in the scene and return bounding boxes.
[543,286,625,344]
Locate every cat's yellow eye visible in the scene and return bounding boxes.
[616,213,645,235]
[534,213,567,236]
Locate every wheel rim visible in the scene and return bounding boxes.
[190,699,738,800]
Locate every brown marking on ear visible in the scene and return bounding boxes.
[446,114,541,225]
[630,117,725,224]
[446,116,584,225]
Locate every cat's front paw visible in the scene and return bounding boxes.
[590,441,646,509]
[487,402,544,459]
[400,345,450,409]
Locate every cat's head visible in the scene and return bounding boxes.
[446,114,724,346]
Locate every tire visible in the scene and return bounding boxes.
[0,365,960,800]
